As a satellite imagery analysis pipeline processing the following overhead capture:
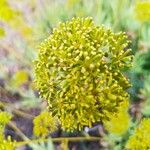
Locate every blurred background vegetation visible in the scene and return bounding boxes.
[0,0,150,149]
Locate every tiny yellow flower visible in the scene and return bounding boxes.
[0,111,12,126]
[134,1,150,22]
[33,111,57,137]
[0,112,15,150]
[0,137,16,150]
[126,118,150,150]
[104,110,130,135]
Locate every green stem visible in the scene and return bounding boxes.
[16,136,101,147]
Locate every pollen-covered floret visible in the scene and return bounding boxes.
[34,17,132,131]
[33,111,57,137]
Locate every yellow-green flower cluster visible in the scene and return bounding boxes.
[0,0,19,22]
[0,111,12,139]
[0,111,12,126]
[34,17,132,131]
[104,101,130,135]
[134,1,150,23]
[0,137,16,150]
[0,112,15,150]
[126,118,150,150]
[33,111,57,137]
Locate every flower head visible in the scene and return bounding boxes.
[0,112,15,150]
[34,17,132,131]
[33,111,57,137]
[126,118,150,150]
[104,101,130,135]
[0,136,16,150]
[134,1,150,23]
[0,111,12,139]
[0,111,12,126]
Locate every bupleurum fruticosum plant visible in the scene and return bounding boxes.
[34,17,132,132]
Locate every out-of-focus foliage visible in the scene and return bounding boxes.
[133,51,150,75]
[141,76,150,117]
[0,0,32,38]
[0,28,5,37]
[29,139,54,150]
